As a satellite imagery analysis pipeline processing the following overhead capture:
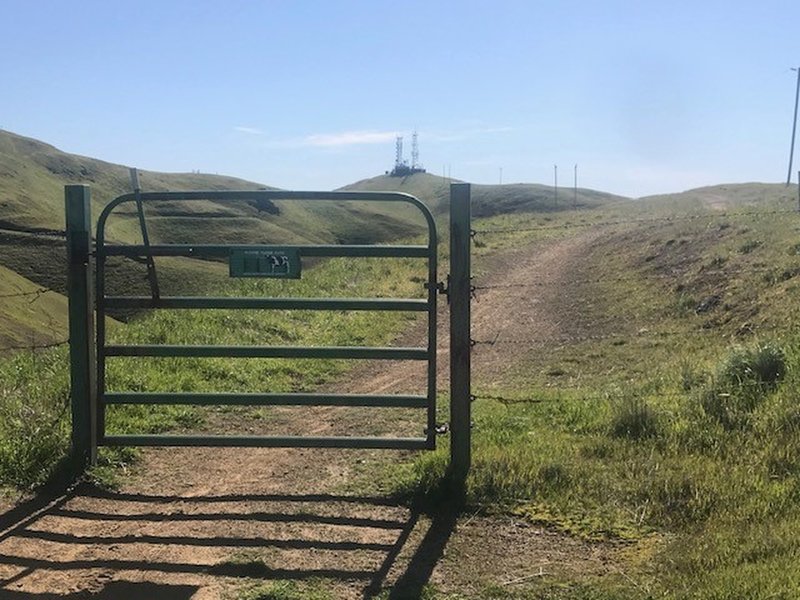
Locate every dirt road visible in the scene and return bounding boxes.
[0,231,616,599]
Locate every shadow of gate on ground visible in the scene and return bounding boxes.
[0,484,457,599]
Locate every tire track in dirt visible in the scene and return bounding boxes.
[0,230,617,599]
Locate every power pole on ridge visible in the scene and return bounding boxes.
[574,163,578,209]
[554,164,558,206]
[787,67,800,186]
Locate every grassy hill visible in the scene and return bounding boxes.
[4,177,800,596]
[0,130,428,340]
[0,130,439,250]
[636,182,798,213]
[0,129,628,347]
[341,172,629,218]
[0,264,69,351]
[0,129,271,234]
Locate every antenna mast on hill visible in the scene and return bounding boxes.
[390,132,426,177]
[395,136,404,171]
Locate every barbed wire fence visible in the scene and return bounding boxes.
[0,228,70,354]
[465,206,800,407]
[471,207,798,235]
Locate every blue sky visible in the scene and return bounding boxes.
[1,0,799,197]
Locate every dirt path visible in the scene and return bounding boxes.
[0,231,616,599]
[335,230,605,397]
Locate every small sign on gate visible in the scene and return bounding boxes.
[229,248,301,279]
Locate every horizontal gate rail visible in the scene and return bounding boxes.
[104,244,428,258]
[103,435,431,450]
[104,345,428,360]
[104,296,428,311]
[104,392,427,408]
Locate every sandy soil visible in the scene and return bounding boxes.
[0,231,620,599]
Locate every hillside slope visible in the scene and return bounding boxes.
[341,172,629,219]
[0,130,435,247]
[0,130,272,235]
[0,264,69,350]
[637,182,798,212]
[0,131,434,310]
[0,129,630,346]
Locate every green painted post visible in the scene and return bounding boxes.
[65,185,97,467]
[449,183,471,481]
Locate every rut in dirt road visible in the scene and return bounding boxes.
[0,231,612,600]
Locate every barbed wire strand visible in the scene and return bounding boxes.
[472,208,798,235]
[0,339,69,353]
[0,287,53,300]
[0,227,67,239]
[471,391,689,405]
[471,266,800,291]
[471,378,784,406]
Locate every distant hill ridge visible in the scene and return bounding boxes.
[340,172,629,218]
[0,128,630,348]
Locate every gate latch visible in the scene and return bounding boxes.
[426,276,450,303]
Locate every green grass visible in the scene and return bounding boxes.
[0,263,69,349]
[0,346,70,488]
[382,337,800,596]
[232,580,334,600]
[378,190,800,598]
[4,158,800,596]
[0,251,426,490]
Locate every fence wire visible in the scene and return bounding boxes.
[0,338,69,353]
[0,287,53,300]
[470,389,692,406]
[471,265,800,291]
[465,207,799,408]
[471,208,798,235]
[0,224,72,353]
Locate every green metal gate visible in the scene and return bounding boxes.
[66,184,472,477]
[86,189,439,455]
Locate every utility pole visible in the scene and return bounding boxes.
[573,163,578,209]
[787,67,800,186]
[554,164,558,206]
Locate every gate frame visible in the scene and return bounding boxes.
[66,184,472,478]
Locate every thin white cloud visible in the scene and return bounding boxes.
[235,126,264,135]
[257,126,509,150]
[259,129,399,149]
[302,130,398,147]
